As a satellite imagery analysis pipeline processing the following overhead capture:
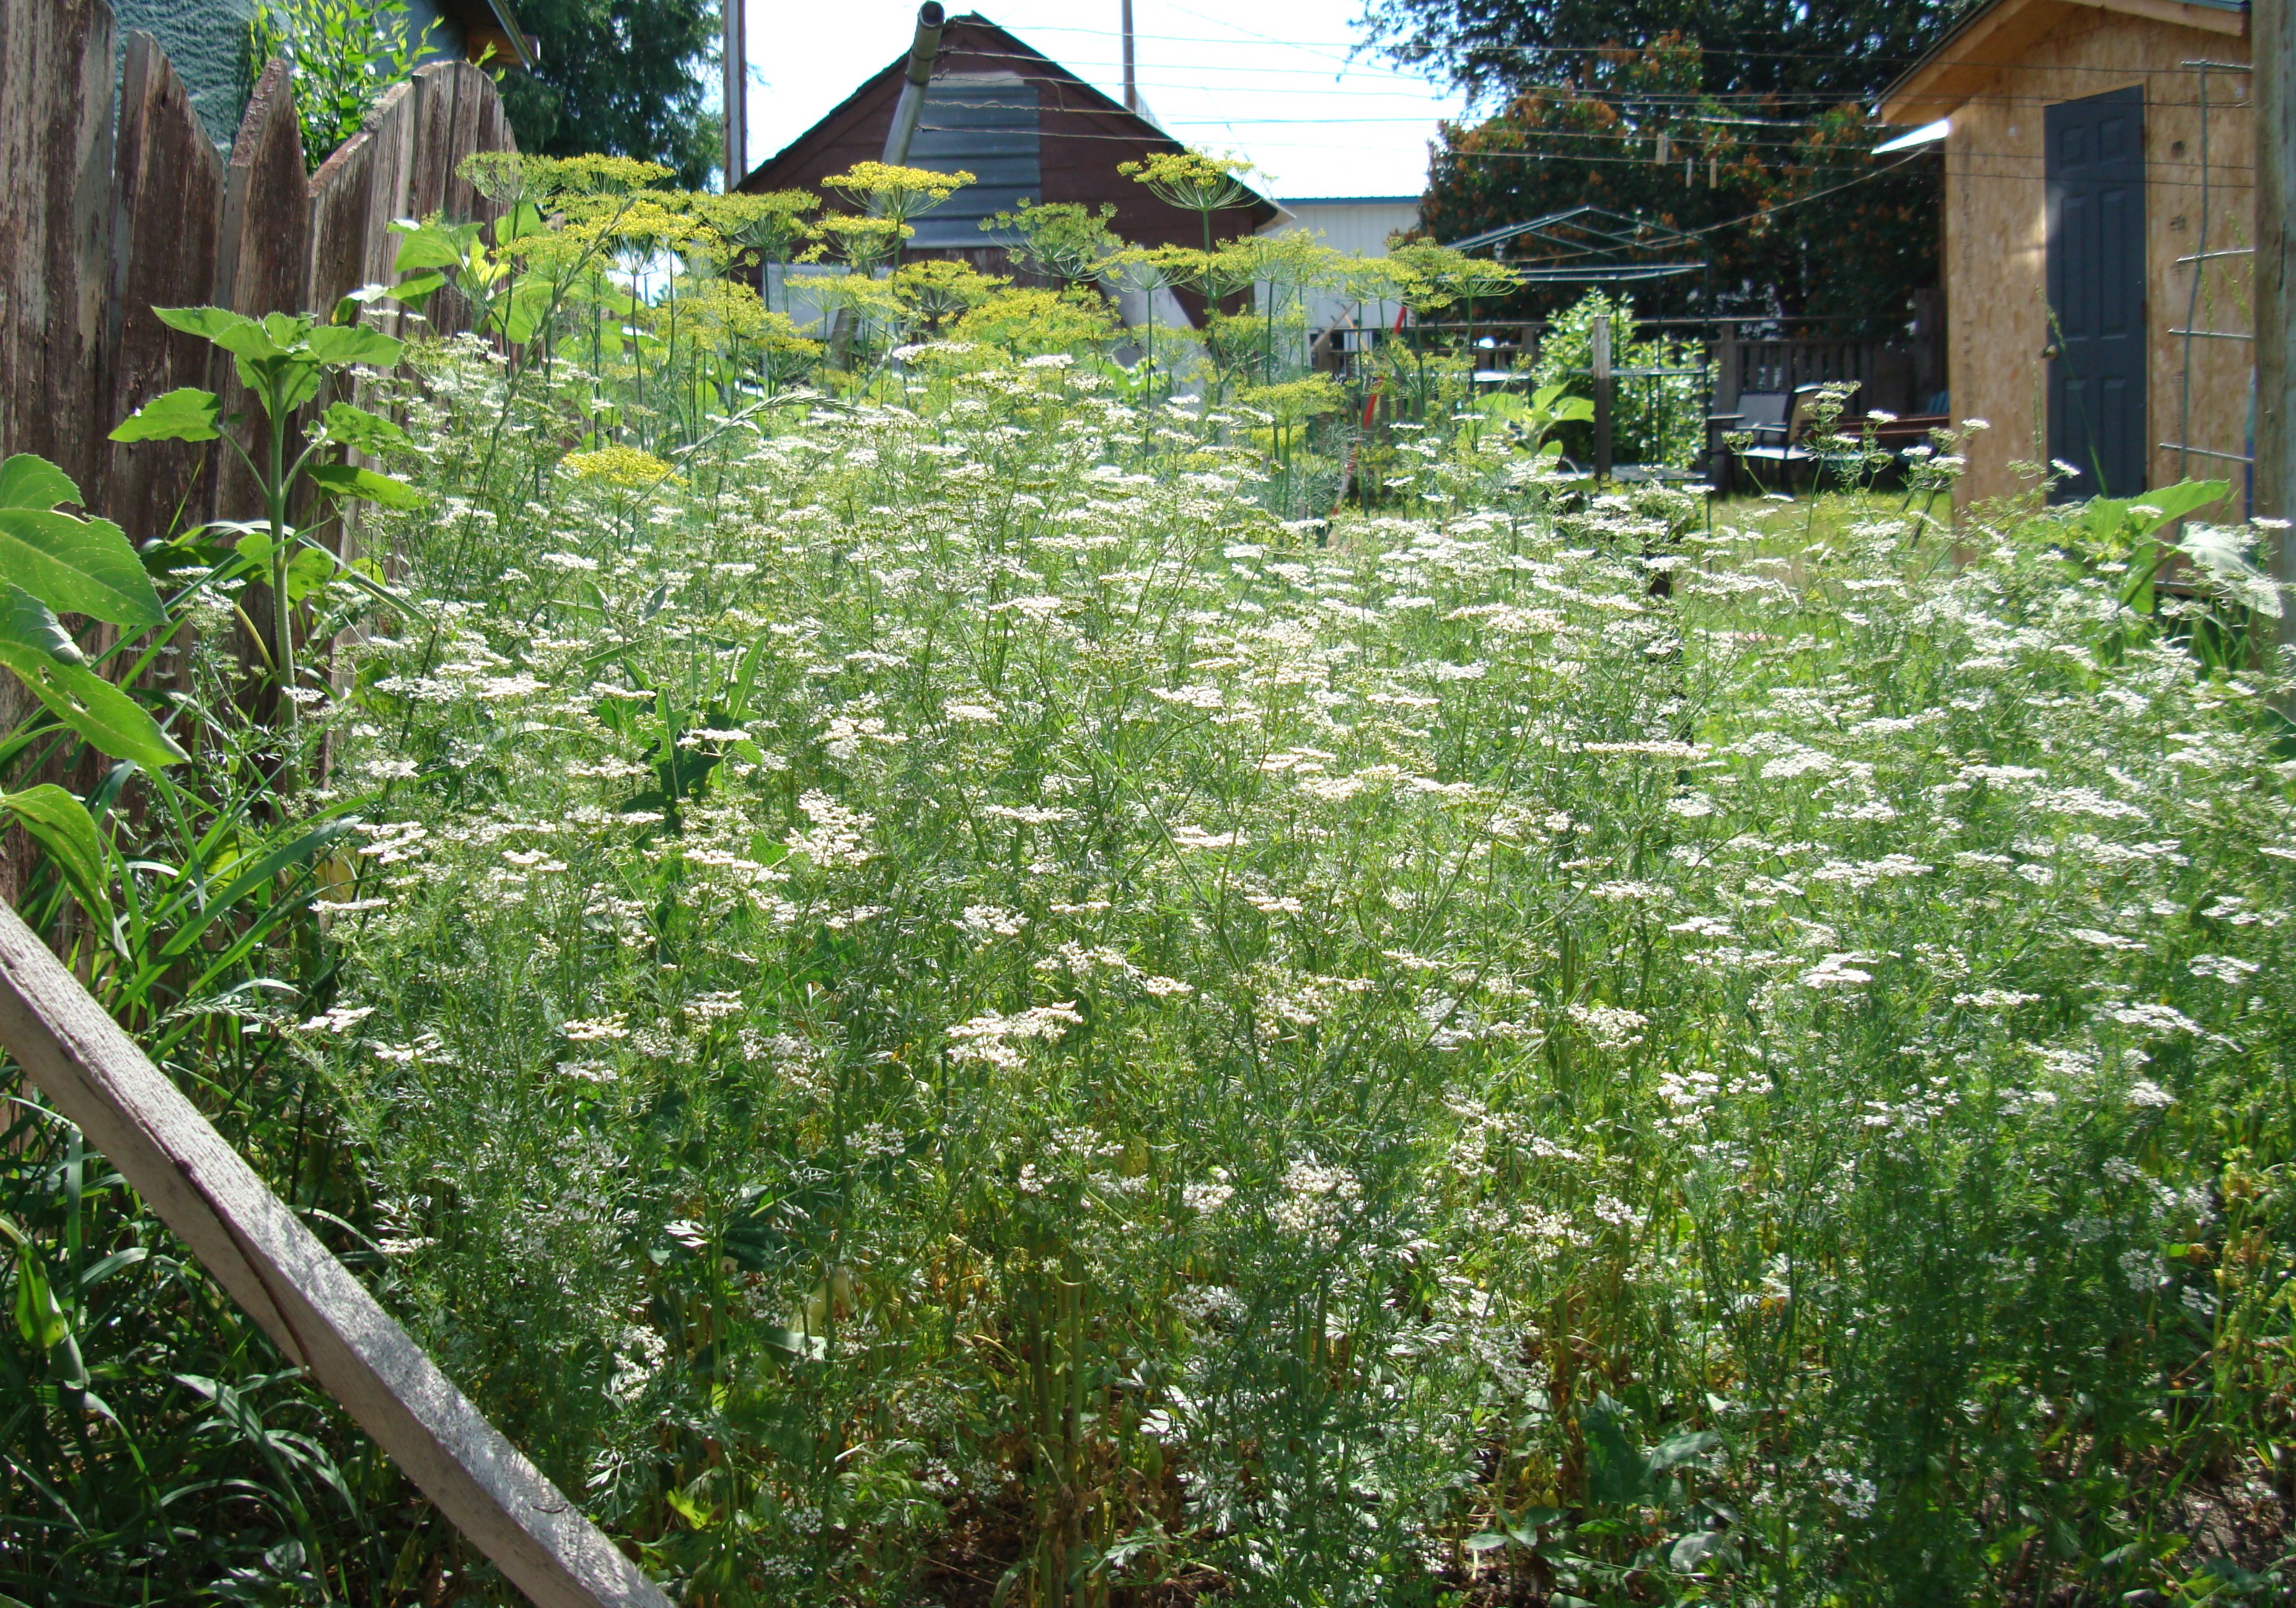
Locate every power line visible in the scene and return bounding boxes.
[996,17,2250,84]
[946,47,2257,115]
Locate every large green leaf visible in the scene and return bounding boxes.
[152,305,257,343]
[260,310,312,348]
[2082,479,2230,544]
[387,269,447,307]
[209,320,294,364]
[2085,479,2234,613]
[2176,523,2285,618]
[1,783,113,926]
[320,401,410,454]
[306,462,423,509]
[306,325,405,369]
[0,582,81,662]
[0,454,166,629]
[0,455,79,511]
[0,584,187,767]
[109,387,222,444]
[390,220,470,273]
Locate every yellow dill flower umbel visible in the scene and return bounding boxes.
[561,444,679,489]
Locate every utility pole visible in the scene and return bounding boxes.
[2260,0,2294,649]
[722,0,747,191]
[1122,0,1138,113]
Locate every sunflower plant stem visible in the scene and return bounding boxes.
[268,400,297,718]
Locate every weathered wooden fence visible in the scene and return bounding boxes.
[1,0,512,549]
[1,0,512,871]
[0,7,670,1603]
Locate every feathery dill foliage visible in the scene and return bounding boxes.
[301,341,2296,1599]
[3,160,2293,1604]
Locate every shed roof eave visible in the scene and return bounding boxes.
[439,0,535,69]
[1875,0,2248,123]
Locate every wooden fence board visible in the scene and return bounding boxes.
[0,0,118,826]
[0,0,115,494]
[211,58,313,525]
[309,104,388,319]
[405,61,515,335]
[438,61,486,223]
[351,80,420,339]
[403,60,458,226]
[102,30,225,546]
[0,901,674,1608]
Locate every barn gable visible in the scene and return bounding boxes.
[738,13,1280,258]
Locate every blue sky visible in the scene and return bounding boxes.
[741,0,1470,200]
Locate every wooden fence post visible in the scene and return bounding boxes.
[309,78,420,332]
[0,902,672,1608]
[211,58,312,527]
[0,0,115,498]
[0,0,118,896]
[1591,314,1614,480]
[2257,0,2295,651]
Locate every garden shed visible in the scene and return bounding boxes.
[1877,0,2253,507]
[736,12,1280,260]
[1258,194,1422,338]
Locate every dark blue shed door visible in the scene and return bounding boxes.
[2045,86,2147,500]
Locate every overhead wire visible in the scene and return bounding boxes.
[944,46,2256,116]
[772,16,2257,217]
[984,15,2246,81]
[915,74,2247,174]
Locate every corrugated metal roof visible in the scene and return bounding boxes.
[908,74,1042,248]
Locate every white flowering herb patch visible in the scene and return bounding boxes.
[231,341,2291,1606]
[14,311,2294,1601]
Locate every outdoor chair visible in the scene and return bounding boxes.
[1707,390,1784,493]
[1725,387,1825,492]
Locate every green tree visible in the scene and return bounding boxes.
[1355,0,1956,103]
[498,0,721,189]
[1407,35,1943,323]
[244,0,435,171]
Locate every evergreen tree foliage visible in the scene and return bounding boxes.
[499,0,721,188]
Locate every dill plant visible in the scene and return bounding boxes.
[303,325,2294,1601]
[4,167,2294,1607]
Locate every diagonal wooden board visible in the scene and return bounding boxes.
[0,901,671,1608]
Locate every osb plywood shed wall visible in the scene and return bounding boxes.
[1887,0,2253,507]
